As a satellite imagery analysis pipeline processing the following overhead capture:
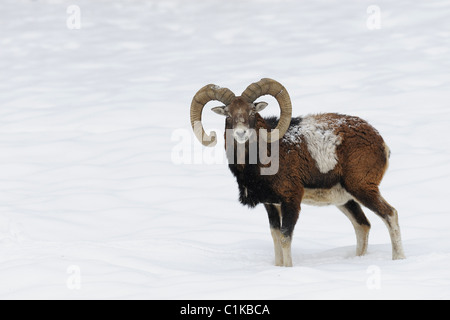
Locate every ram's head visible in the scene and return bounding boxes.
[190,78,292,146]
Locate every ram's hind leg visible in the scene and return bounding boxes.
[338,200,371,257]
[264,204,283,266]
[370,195,405,260]
[348,187,405,260]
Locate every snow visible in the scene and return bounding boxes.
[1,0,450,299]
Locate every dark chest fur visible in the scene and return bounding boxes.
[225,115,288,208]
[228,163,281,207]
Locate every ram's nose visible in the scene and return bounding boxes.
[235,129,246,139]
[233,128,249,143]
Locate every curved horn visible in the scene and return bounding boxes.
[241,78,292,143]
[190,84,235,147]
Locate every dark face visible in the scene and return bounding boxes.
[211,97,268,144]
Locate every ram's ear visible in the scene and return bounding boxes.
[211,106,229,116]
[253,101,268,113]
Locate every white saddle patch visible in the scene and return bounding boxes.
[283,115,342,173]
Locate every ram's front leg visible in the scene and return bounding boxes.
[279,200,301,267]
[264,204,283,266]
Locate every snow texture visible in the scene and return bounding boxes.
[1,0,450,299]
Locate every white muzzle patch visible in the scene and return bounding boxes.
[233,125,251,144]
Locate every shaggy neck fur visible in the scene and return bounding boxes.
[225,114,280,207]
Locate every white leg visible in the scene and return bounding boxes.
[266,203,295,267]
[270,228,284,266]
[384,209,406,260]
[338,204,370,256]
[280,234,293,267]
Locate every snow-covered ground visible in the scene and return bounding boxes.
[1,0,450,299]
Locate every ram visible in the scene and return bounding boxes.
[190,78,405,267]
